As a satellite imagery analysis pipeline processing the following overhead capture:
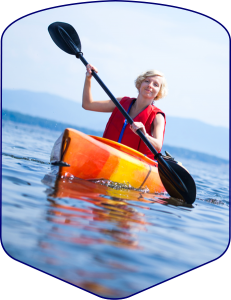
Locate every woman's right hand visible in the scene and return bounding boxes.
[83,63,117,113]
[86,64,98,78]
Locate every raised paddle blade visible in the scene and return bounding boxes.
[158,160,196,204]
[48,22,81,55]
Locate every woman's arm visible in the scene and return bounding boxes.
[130,113,165,152]
[82,64,121,112]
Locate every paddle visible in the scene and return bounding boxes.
[48,22,197,204]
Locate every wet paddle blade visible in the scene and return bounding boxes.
[48,22,81,55]
[158,160,196,204]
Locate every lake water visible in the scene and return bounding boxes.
[1,120,229,298]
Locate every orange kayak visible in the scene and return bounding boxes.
[50,128,166,193]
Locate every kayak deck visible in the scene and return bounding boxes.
[50,128,165,194]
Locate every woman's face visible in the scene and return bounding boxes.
[139,76,162,100]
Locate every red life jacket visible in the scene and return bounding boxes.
[103,97,166,160]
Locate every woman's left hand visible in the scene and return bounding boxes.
[130,122,147,136]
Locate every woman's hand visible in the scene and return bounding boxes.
[130,122,147,136]
[82,63,118,112]
[86,64,98,78]
[129,114,165,152]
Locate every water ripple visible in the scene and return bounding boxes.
[2,152,50,165]
[1,121,229,298]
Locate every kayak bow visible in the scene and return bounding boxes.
[51,128,166,193]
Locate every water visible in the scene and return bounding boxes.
[1,120,229,298]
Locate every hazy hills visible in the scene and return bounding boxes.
[2,89,229,160]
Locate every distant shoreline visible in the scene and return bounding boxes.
[2,109,229,165]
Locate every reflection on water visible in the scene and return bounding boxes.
[39,174,191,296]
[2,121,229,298]
[43,175,169,251]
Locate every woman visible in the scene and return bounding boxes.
[82,64,167,160]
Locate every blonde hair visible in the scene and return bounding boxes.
[135,70,168,100]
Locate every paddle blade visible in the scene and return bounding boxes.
[48,22,81,55]
[158,160,196,204]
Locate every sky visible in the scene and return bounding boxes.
[1,0,230,128]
